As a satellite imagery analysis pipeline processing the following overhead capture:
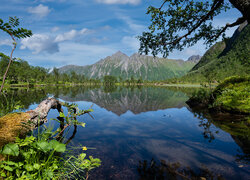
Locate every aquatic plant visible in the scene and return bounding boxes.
[0,102,101,179]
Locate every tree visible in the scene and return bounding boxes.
[103,75,117,85]
[52,67,60,83]
[0,17,32,94]
[138,0,250,57]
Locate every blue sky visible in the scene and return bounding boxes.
[0,0,241,68]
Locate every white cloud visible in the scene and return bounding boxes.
[27,4,51,18]
[20,34,59,54]
[96,0,141,5]
[22,42,118,67]
[118,15,145,33]
[0,39,12,46]
[20,28,89,54]
[54,28,88,42]
[122,36,139,52]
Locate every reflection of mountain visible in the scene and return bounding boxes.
[59,86,189,116]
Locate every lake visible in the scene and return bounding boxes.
[1,86,249,179]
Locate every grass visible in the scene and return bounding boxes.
[187,76,250,114]
[213,76,250,114]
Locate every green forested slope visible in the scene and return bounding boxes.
[179,23,250,83]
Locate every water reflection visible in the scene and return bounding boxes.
[187,103,250,164]
[58,86,190,116]
[0,86,249,179]
[137,159,225,180]
[0,88,47,117]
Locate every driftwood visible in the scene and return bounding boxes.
[0,98,64,149]
[26,97,63,127]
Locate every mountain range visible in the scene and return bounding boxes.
[58,52,197,81]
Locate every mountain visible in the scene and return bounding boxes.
[58,51,196,81]
[187,55,202,63]
[180,22,250,82]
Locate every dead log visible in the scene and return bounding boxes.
[26,97,63,127]
[0,97,64,148]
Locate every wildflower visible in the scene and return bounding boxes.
[82,146,87,151]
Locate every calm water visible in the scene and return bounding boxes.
[1,86,250,179]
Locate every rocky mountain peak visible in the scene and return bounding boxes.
[111,51,128,59]
[187,55,202,63]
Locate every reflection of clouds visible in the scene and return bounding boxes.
[143,138,250,179]
[55,87,250,179]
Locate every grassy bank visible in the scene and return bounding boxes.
[187,76,250,114]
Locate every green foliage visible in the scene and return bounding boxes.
[0,55,101,86]
[188,76,250,114]
[103,75,117,85]
[188,88,211,104]
[212,76,250,114]
[0,103,100,179]
[138,0,231,57]
[177,24,250,83]
[0,17,32,39]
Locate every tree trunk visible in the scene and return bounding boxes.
[229,0,250,22]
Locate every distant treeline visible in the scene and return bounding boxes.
[0,53,150,86]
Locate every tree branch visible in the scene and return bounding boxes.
[159,0,167,10]
[164,0,224,46]
[213,17,246,40]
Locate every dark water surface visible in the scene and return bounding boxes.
[1,86,249,179]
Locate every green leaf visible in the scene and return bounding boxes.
[79,153,86,160]
[49,140,66,153]
[1,172,6,177]
[4,166,13,171]
[24,164,33,171]
[2,161,18,166]
[1,143,19,156]
[59,112,65,118]
[33,163,40,170]
[36,141,51,152]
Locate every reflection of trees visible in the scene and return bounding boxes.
[192,111,217,143]
[187,102,250,164]
[0,86,101,117]
[0,88,47,117]
[103,85,118,93]
[137,159,224,180]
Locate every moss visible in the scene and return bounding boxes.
[187,76,250,114]
[0,112,31,148]
[213,76,250,114]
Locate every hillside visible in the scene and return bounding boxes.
[58,52,196,81]
[179,22,250,83]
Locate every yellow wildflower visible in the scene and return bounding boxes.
[82,146,87,151]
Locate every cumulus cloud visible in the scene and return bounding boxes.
[22,42,118,67]
[96,0,141,5]
[27,4,51,18]
[54,28,88,42]
[20,34,59,54]
[20,28,89,54]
